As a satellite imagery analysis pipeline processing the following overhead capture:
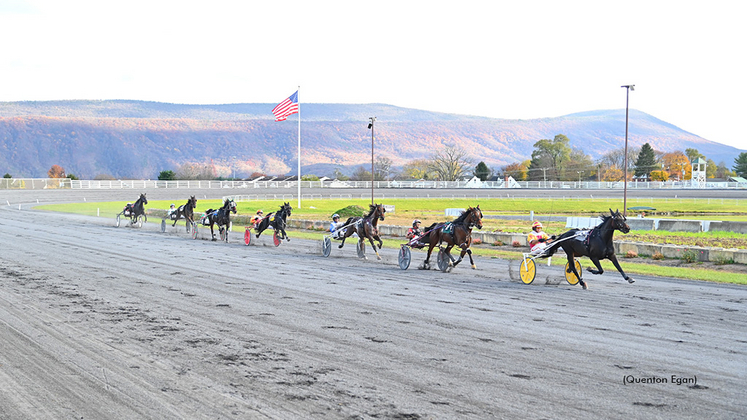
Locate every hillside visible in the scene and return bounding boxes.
[0,100,742,179]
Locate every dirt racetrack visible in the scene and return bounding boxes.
[1,194,746,419]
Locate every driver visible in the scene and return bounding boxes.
[250,210,264,227]
[167,203,176,218]
[329,214,345,239]
[406,219,426,247]
[528,221,553,256]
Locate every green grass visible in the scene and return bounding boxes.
[37,197,747,285]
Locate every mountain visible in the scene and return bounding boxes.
[0,100,742,179]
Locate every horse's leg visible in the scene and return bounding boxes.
[606,253,634,284]
[420,241,436,270]
[338,229,351,249]
[358,237,367,260]
[586,257,604,275]
[368,233,381,260]
[210,222,217,241]
[461,248,476,269]
[566,250,587,289]
[172,212,180,227]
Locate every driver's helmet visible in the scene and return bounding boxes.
[413,219,421,227]
[256,210,263,215]
[170,203,175,208]
[332,213,340,220]
[532,221,543,230]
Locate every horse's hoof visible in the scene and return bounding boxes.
[471,264,477,269]
[580,281,588,290]
[627,278,635,284]
[376,255,382,261]
[211,238,217,242]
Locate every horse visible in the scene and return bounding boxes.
[544,208,634,289]
[420,205,483,271]
[338,203,386,260]
[205,199,237,242]
[171,196,198,230]
[255,202,292,242]
[124,193,148,225]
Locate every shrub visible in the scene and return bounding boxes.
[625,250,638,258]
[492,240,504,246]
[681,250,699,263]
[512,240,522,247]
[334,205,366,218]
[714,256,735,265]
[472,239,482,245]
[652,252,664,260]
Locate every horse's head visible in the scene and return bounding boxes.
[189,196,197,208]
[610,208,630,234]
[467,206,483,229]
[281,202,292,217]
[229,200,237,214]
[140,193,148,205]
[377,204,386,221]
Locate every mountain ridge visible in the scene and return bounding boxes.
[0,100,742,179]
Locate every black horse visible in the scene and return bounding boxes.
[171,196,198,230]
[205,199,236,242]
[545,208,634,289]
[255,202,292,242]
[338,203,386,260]
[122,193,148,226]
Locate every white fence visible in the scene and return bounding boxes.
[2,178,747,190]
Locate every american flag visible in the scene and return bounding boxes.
[272,90,299,121]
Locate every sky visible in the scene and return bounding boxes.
[1,0,745,150]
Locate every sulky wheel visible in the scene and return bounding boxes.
[519,258,537,284]
[244,227,252,245]
[116,214,121,227]
[437,249,450,272]
[136,215,144,228]
[273,230,281,247]
[322,237,332,257]
[161,219,166,233]
[398,246,412,270]
[564,258,582,285]
[191,222,198,240]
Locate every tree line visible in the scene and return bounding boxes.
[16,138,747,182]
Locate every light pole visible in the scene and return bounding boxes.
[621,84,634,217]
[368,117,376,205]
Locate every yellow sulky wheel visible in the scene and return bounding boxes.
[564,258,582,285]
[519,257,537,284]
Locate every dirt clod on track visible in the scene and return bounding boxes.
[0,192,745,419]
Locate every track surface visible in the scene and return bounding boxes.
[1,193,746,419]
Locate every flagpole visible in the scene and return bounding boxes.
[297,85,301,209]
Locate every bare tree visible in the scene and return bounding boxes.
[176,163,215,180]
[427,145,473,181]
[374,156,393,181]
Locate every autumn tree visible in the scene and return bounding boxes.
[48,164,65,178]
[400,159,433,180]
[661,151,691,180]
[427,145,473,181]
[650,170,669,181]
[705,159,718,178]
[564,148,596,181]
[501,161,528,181]
[685,148,705,163]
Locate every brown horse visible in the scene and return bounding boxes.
[420,205,483,271]
[338,203,386,260]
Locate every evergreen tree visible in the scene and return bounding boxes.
[158,170,176,180]
[634,143,657,177]
[734,152,747,177]
[474,161,491,181]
